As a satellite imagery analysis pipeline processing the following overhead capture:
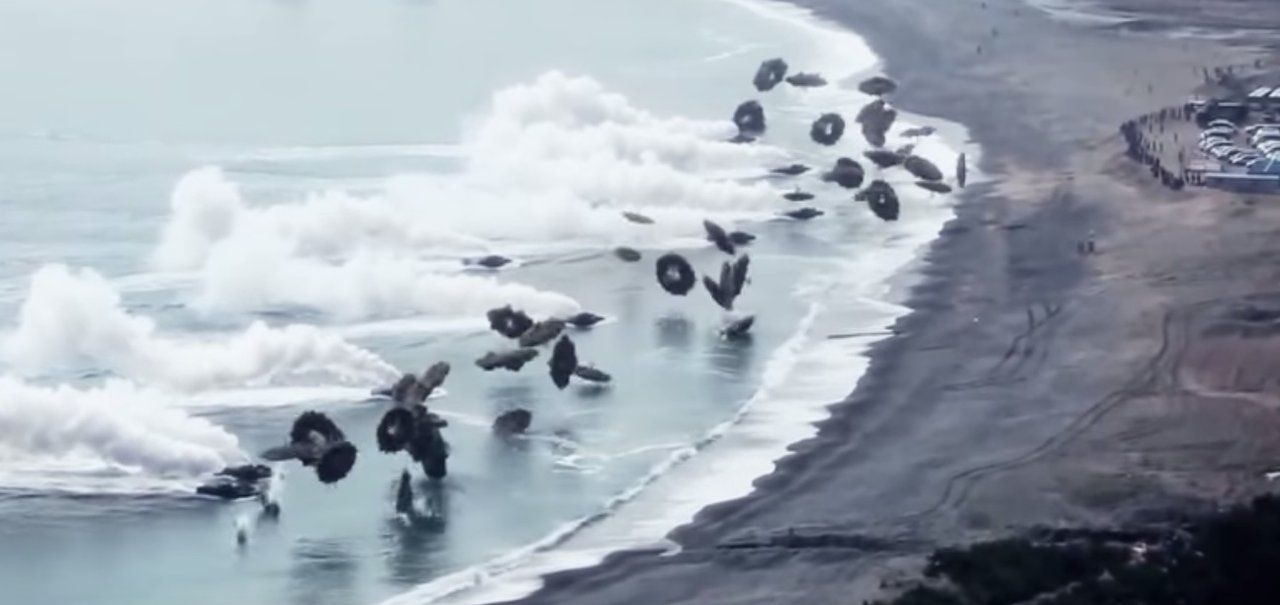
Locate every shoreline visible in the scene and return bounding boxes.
[386,2,978,601]
[491,0,1280,603]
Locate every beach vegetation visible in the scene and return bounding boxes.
[871,495,1280,605]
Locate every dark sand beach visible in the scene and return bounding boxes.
[499,0,1280,602]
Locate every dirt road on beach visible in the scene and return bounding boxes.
[495,1,1280,602]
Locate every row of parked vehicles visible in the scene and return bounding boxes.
[1199,119,1280,169]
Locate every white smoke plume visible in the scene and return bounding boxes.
[148,72,783,272]
[0,376,245,481]
[152,166,243,272]
[2,264,398,392]
[191,241,581,322]
[462,70,785,211]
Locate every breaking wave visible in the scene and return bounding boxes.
[2,264,398,392]
[0,377,245,486]
[378,303,825,605]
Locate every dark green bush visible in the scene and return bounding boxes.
[873,495,1280,605]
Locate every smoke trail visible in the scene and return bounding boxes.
[152,166,243,272]
[192,243,581,322]
[2,264,398,392]
[462,70,787,213]
[148,73,784,272]
[0,376,245,482]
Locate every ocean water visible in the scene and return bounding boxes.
[0,1,968,605]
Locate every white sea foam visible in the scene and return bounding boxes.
[0,0,997,601]
[1,264,398,392]
[378,301,828,605]
[406,209,955,605]
[376,0,980,603]
[714,0,878,79]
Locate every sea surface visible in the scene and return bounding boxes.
[0,1,968,604]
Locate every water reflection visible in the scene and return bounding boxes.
[777,220,829,250]
[287,538,358,605]
[574,383,613,401]
[420,478,450,520]
[381,475,448,587]
[708,330,755,378]
[382,515,445,586]
[0,490,219,526]
[254,491,282,534]
[483,430,534,484]
[484,382,538,479]
[486,382,534,416]
[654,314,694,351]
[614,281,648,347]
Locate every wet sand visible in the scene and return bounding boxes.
[495,1,1280,603]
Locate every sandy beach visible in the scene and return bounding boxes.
[489,0,1280,603]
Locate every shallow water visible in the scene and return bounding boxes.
[0,1,964,604]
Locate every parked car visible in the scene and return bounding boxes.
[1257,140,1280,153]
[1211,146,1236,159]
[1250,130,1280,145]
[1208,119,1237,130]
[1245,123,1280,135]
[1201,127,1235,139]
[1231,151,1261,166]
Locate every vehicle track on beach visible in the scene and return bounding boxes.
[1164,295,1280,410]
[899,296,1227,523]
[944,301,1067,391]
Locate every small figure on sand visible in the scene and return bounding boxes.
[1076,230,1097,255]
